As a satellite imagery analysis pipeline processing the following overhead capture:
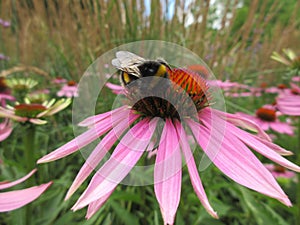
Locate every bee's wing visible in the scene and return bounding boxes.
[112,51,146,76]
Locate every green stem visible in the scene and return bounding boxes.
[24,125,36,174]
[23,125,36,225]
[297,117,300,225]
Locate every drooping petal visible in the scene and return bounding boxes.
[105,83,125,95]
[270,121,294,136]
[0,182,52,212]
[78,106,128,127]
[175,121,218,218]
[72,118,157,210]
[65,113,137,199]
[29,118,47,125]
[0,169,37,190]
[277,95,300,116]
[154,119,182,225]
[0,106,27,122]
[188,118,292,206]
[251,135,293,156]
[0,119,12,142]
[223,121,300,173]
[203,108,293,156]
[37,108,136,163]
[210,108,271,141]
[85,189,114,219]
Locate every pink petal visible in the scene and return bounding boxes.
[86,189,114,219]
[72,118,158,210]
[65,114,137,199]
[105,83,125,95]
[270,121,294,135]
[223,121,300,173]
[78,106,128,127]
[0,182,52,212]
[251,135,293,156]
[0,169,37,190]
[37,108,137,163]
[211,108,271,141]
[175,121,218,218]
[188,118,292,206]
[0,119,12,142]
[154,119,182,225]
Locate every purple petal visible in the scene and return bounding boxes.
[0,182,52,212]
[72,118,157,210]
[188,118,292,206]
[85,189,114,219]
[154,119,182,225]
[0,119,13,142]
[65,114,137,199]
[270,121,294,135]
[0,169,37,190]
[78,106,128,127]
[175,121,218,218]
[209,108,271,141]
[38,108,138,163]
[224,121,300,172]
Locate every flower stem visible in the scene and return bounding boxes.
[23,125,36,225]
[24,125,36,174]
[297,117,300,225]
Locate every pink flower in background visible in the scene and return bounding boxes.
[276,83,300,116]
[265,164,296,179]
[0,119,12,142]
[38,67,300,224]
[292,76,300,82]
[0,169,52,212]
[57,81,78,97]
[236,105,294,135]
[265,84,288,94]
[52,76,67,84]
[0,18,10,27]
[212,79,248,91]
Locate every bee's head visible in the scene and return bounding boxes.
[138,61,169,78]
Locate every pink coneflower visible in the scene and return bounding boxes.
[0,119,12,142]
[276,83,300,116]
[57,81,78,97]
[0,169,52,212]
[236,105,294,135]
[265,164,296,179]
[292,76,300,82]
[38,64,300,224]
[213,79,248,91]
[265,84,288,94]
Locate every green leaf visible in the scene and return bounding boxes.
[239,187,289,225]
[110,201,139,225]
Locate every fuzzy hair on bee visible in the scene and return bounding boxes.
[112,51,171,88]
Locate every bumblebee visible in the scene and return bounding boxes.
[111,51,209,118]
[111,51,171,88]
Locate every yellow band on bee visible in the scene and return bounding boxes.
[122,72,131,84]
[156,65,167,77]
